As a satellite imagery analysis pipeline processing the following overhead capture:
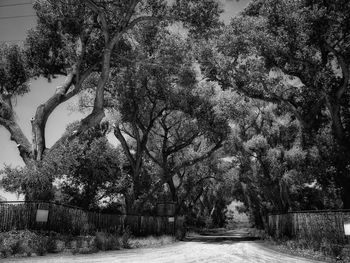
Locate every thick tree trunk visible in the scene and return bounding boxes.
[31,72,77,160]
[0,69,79,165]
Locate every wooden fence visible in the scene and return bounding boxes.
[0,201,184,236]
[268,210,350,245]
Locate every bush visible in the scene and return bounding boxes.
[0,230,46,258]
[122,227,132,249]
[95,232,120,251]
[0,229,177,258]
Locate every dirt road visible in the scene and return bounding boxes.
[4,230,323,263]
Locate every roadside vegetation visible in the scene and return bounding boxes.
[264,238,350,263]
[0,229,175,259]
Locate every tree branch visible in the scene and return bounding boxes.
[85,0,109,43]
[0,116,31,164]
[172,140,223,174]
[113,125,135,169]
[125,16,159,32]
[324,42,350,100]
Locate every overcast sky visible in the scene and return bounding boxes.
[0,0,251,200]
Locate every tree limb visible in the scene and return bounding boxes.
[172,139,223,175]
[113,125,135,168]
[324,42,350,100]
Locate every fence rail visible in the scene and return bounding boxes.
[0,201,184,236]
[268,211,350,245]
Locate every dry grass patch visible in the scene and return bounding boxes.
[129,236,175,248]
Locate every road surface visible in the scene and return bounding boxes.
[4,230,323,263]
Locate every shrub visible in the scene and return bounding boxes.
[0,230,47,257]
[122,227,132,249]
[0,230,178,258]
[95,232,120,251]
[71,238,97,255]
[46,235,58,253]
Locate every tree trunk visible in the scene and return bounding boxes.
[167,177,177,202]
[327,99,347,147]
[124,192,135,214]
[341,182,350,209]
[77,47,113,135]
[326,97,350,208]
[0,69,79,164]
[31,72,78,160]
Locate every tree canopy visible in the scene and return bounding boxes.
[1,0,350,228]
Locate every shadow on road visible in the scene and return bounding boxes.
[184,228,261,244]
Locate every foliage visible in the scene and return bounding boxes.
[203,90,336,226]
[225,201,250,229]
[190,0,350,226]
[0,229,173,259]
[2,0,350,238]
[47,124,128,208]
[93,23,231,213]
[0,44,29,96]
[0,230,47,258]
[1,124,128,208]
[95,232,121,251]
[0,164,54,201]
[121,227,132,249]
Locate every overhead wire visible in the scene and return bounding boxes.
[0,2,33,8]
[0,14,35,20]
[0,39,25,43]
[0,1,35,42]
[0,0,35,19]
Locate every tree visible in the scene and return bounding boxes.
[197,0,350,208]
[108,26,194,212]
[48,123,128,209]
[222,95,342,227]
[0,0,224,166]
[175,155,234,228]
[1,123,128,209]
[86,20,228,212]
[0,44,31,163]
[239,0,350,207]
[145,105,227,204]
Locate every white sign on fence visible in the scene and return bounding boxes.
[36,209,49,222]
[344,222,350,236]
[168,217,175,223]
